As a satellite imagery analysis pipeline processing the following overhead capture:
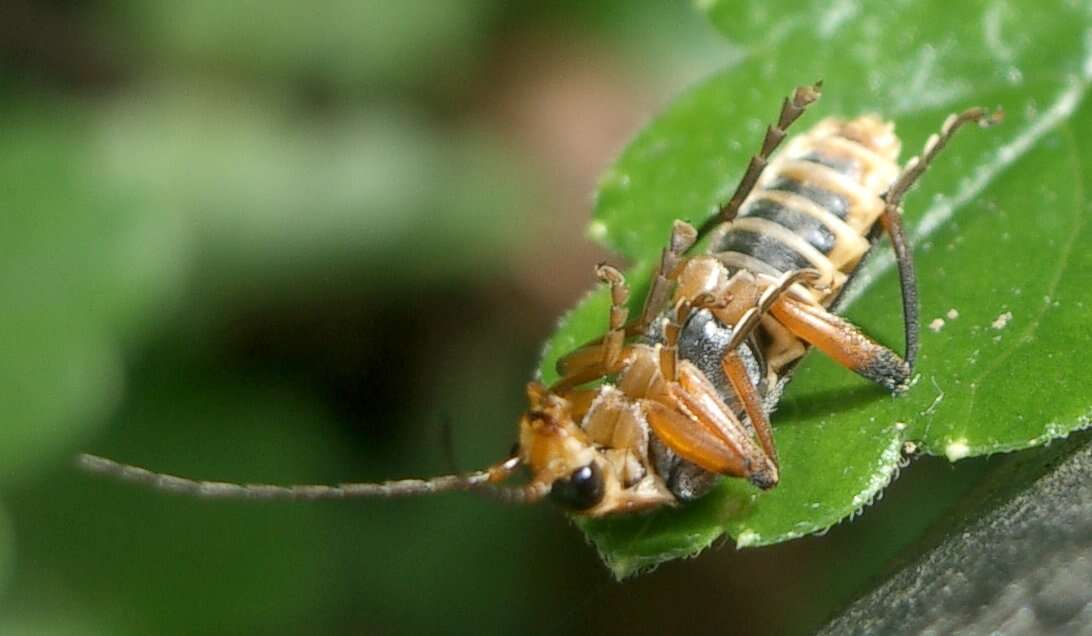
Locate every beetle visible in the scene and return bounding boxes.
[79,83,1001,516]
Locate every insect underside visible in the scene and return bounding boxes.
[78,84,1001,518]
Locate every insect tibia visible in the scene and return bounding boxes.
[76,453,524,501]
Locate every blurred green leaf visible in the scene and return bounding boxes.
[95,86,530,298]
[0,110,187,483]
[539,0,1092,577]
[0,615,106,636]
[9,364,352,635]
[113,0,493,89]
[0,505,11,594]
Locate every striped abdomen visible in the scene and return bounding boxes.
[713,116,903,306]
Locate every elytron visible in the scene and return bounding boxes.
[80,83,1001,517]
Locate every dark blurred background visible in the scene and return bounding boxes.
[0,2,1039,634]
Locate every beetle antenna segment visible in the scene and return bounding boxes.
[76,453,523,501]
[696,81,823,242]
[880,106,1003,370]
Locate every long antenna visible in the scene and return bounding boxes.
[76,453,539,502]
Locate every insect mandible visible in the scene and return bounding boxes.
[79,83,1002,517]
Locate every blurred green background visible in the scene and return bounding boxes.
[0,2,1068,634]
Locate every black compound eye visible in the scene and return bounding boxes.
[549,462,604,511]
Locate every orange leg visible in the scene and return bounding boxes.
[636,221,697,334]
[721,350,778,469]
[723,268,823,353]
[552,347,609,394]
[643,270,784,487]
[658,298,698,383]
[596,264,629,371]
[564,220,698,359]
[771,297,910,392]
[552,265,633,393]
[643,360,778,489]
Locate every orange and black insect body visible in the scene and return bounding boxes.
[79,84,1001,517]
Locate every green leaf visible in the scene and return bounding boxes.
[539,0,1092,577]
[0,504,11,595]
[0,614,107,636]
[0,109,187,483]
